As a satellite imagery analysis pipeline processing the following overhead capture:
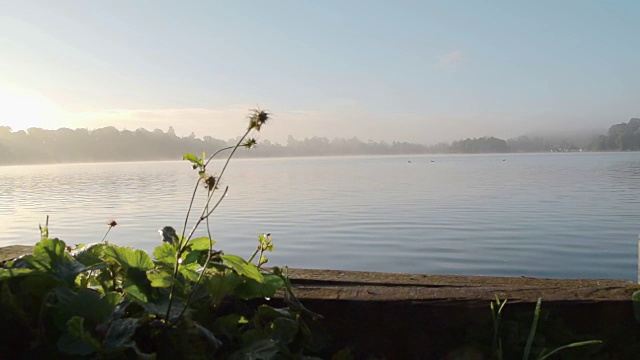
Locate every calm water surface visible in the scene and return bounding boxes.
[1,152,639,280]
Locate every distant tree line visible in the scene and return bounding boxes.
[0,118,636,165]
[0,126,447,165]
[589,118,640,151]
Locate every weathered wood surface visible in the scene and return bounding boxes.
[2,245,638,305]
[0,245,33,264]
[285,268,638,305]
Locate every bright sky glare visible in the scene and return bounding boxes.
[1,1,639,144]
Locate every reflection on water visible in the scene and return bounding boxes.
[1,152,639,280]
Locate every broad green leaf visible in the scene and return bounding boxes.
[212,314,249,339]
[256,305,294,322]
[221,254,264,283]
[123,268,151,303]
[54,288,117,325]
[141,298,188,320]
[181,249,201,265]
[33,238,67,267]
[270,317,299,345]
[72,243,107,267]
[153,242,176,270]
[0,281,30,327]
[103,246,153,271]
[57,316,100,356]
[179,263,200,282]
[207,272,241,306]
[66,315,86,338]
[188,237,215,251]
[103,291,124,309]
[30,238,86,285]
[147,270,176,288]
[0,268,34,281]
[234,274,285,300]
[194,322,222,350]
[103,318,139,352]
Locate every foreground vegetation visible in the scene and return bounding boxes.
[0,110,325,359]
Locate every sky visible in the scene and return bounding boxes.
[1,0,639,145]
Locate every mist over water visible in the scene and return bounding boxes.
[1,152,639,280]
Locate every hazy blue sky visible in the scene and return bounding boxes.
[1,1,639,144]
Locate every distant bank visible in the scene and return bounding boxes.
[0,118,637,165]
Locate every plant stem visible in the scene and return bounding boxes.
[168,124,253,322]
[101,226,113,243]
[186,129,251,241]
[180,178,203,240]
[180,146,233,241]
[173,193,217,324]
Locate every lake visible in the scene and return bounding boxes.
[1,152,639,280]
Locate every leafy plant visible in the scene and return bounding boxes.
[0,110,323,359]
[490,295,602,360]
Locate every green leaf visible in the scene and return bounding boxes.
[54,288,119,325]
[0,281,30,328]
[212,314,249,339]
[179,263,200,282]
[0,268,34,281]
[221,254,264,283]
[72,242,107,267]
[123,268,152,303]
[32,238,67,267]
[270,317,299,345]
[66,315,87,338]
[207,272,241,306]
[537,340,603,360]
[141,297,188,320]
[183,153,202,166]
[194,322,222,350]
[153,242,176,270]
[181,249,201,266]
[189,237,216,251]
[147,270,176,288]
[57,316,100,356]
[103,291,124,309]
[103,246,154,271]
[103,318,139,352]
[188,237,215,251]
[523,297,542,360]
[256,305,294,322]
[30,238,86,285]
[234,274,285,300]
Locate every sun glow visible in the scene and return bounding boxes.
[0,84,62,131]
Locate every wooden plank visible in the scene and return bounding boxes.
[285,268,639,305]
[0,245,33,263]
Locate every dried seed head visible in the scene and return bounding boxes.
[248,109,270,131]
[204,175,218,191]
[243,138,257,149]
